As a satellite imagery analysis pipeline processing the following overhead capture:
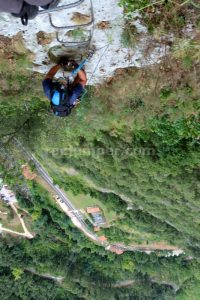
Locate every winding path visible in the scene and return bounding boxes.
[0,203,33,239]
[10,203,34,239]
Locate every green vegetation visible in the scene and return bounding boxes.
[12,268,24,281]
[0,2,200,299]
[121,22,138,48]
[119,0,199,33]
[0,35,48,141]
[67,28,88,42]
[66,190,117,223]
[1,160,200,299]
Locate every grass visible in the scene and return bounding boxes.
[67,28,88,42]
[7,142,65,214]
[35,153,119,223]
[120,0,199,34]
[22,215,34,234]
[66,190,117,223]
[0,201,10,214]
[0,201,24,233]
[35,176,64,212]
[115,223,167,245]
[121,22,139,49]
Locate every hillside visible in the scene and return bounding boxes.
[0,1,200,299]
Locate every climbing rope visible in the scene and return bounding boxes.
[87,44,110,84]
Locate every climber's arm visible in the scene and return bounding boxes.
[45,64,61,80]
[73,69,87,87]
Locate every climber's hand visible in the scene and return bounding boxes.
[68,60,79,69]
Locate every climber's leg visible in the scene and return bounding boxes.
[0,0,23,14]
[26,0,61,9]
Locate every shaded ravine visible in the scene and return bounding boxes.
[63,166,183,233]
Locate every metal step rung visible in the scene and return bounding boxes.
[60,42,90,48]
[38,0,85,15]
[49,14,94,30]
[54,0,94,48]
[56,28,92,44]
[56,29,92,47]
[49,0,94,30]
[59,36,92,48]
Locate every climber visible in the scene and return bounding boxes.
[42,61,87,117]
[0,0,60,25]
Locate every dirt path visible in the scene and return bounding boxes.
[111,243,183,254]
[2,203,34,239]
[12,204,34,239]
[0,224,32,239]
[26,268,64,283]
[112,280,135,288]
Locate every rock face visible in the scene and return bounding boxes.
[0,32,34,92]
[0,32,29,58]
[36,31,54,45]
[48,45,88,64]
[71,12,91,24]
[0,0,166,84]
[97,21,111,30]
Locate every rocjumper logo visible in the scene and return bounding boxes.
[48,146,156,158]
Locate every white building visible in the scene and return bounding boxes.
[0,185,17,204]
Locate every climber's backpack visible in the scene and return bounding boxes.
[50,85,73,117]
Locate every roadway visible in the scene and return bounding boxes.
[12,138,100,243]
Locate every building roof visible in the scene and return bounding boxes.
[108,246,124,255]
[0,185,17,203]
[98,235,107,241]
[115,249,124,255]
[86,206,100,214]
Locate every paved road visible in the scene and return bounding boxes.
[12,138,100,242]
